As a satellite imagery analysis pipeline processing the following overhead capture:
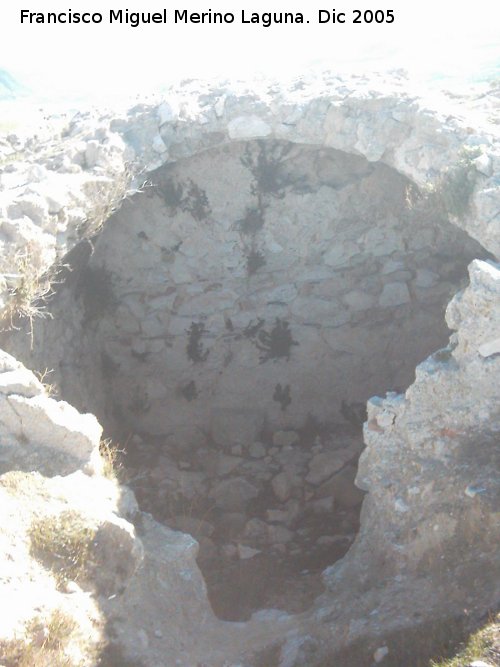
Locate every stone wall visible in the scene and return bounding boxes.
[7,140,488,445]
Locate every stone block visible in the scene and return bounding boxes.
[414,269,439,288]
[316,464,365,508]
[273,430,300,447]
[248,442,267,458]
[227,116,272,139]
[152,134,168,154]
[211,477,259,511]
[216,454,244,475]
[478,337,500,358]
[85,140,101,168]
[342,290,376,311]
[168,515,214,539]
[379,282,411,307]
[323,241,359,267]
[382,259,406,275]
[91,518,144,595]
[306,445,359,486]
[262,283,298,303]
[158,101,178,125]
[271,471,299,502]
[0,393,102,475]
[211,407,265,447]
[238,544,261,559]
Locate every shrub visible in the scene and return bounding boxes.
[273,383,292,411]
[239,206,265,235]
[240,140,293,198]
[78,166,134,238]
[0,609,77,667]
[437,147,481,219]
[29,510,96,585]
[430,613,500,667]
[412,147,483,221]
[254,318,299,363]
[1,165,138,337]
[1,245,53,341]
[246,249,266,276]
[186,322,210,363]
[99,438,124,481]
[405,147,482,224]
[33,368,58,398]
[159,176,211,221]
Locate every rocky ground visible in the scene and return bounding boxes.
[126,421,364,619]
[0,350,143,667]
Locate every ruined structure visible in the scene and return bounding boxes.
[0,72,498,666]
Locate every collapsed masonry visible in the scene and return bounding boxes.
[0,72,499,665]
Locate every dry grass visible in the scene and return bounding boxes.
[430,613,500,667]
[0,166,139,341]
[1,246,53,343]
[405,146,482,223]
[99,438,125,481]
[0,609,78,667]
[29,510,96,585]
[435,147,482,219]
[33,367,58,398]
[78,165,134,238]
[0,149,23,166]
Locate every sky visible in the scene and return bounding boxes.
[1,0,499,103]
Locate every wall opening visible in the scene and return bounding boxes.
[4,139,490,621]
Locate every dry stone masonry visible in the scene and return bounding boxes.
[53,140,487,441]
[0,71,498,666]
